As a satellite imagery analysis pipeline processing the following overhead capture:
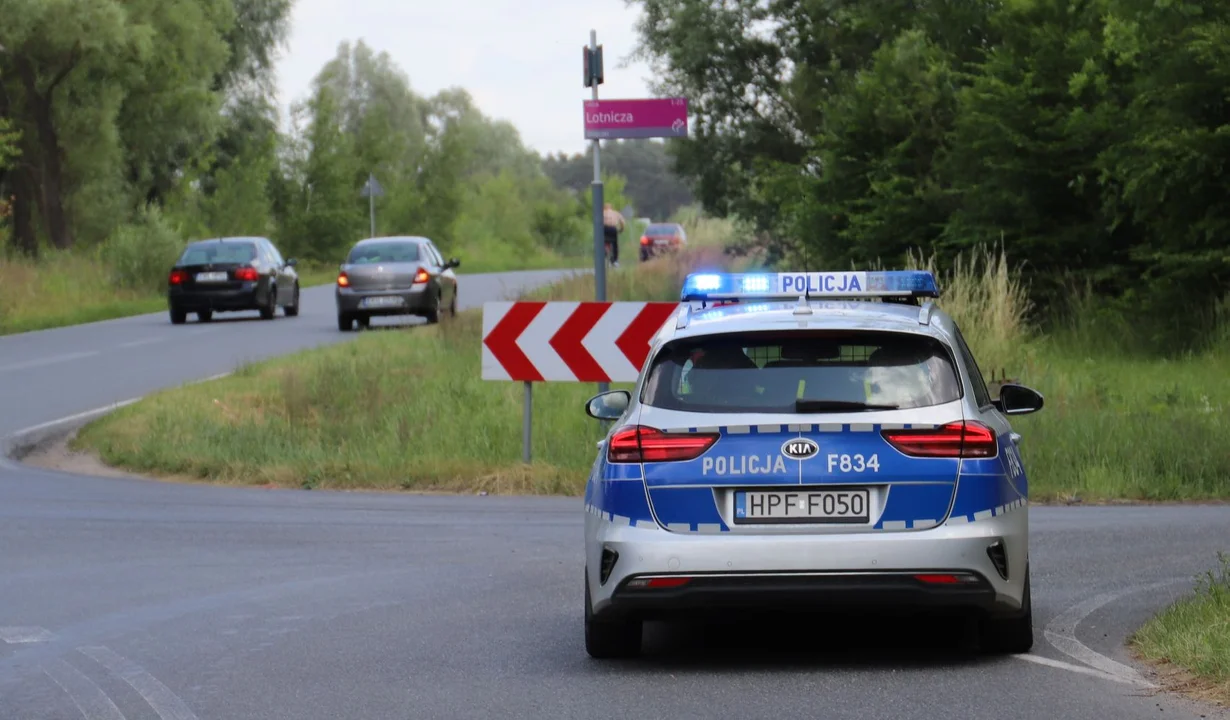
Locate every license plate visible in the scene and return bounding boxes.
[196,272,227,282]
[361,296,404,308]
[654,238,672,245]
[734,489,870,524]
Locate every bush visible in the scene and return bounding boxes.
[99,204,184,294]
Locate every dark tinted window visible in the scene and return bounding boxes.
[952,327,993,407]
[645,224,682,236]
[179,242,256,265]
[642,330,962,413]
[347,241,420,264]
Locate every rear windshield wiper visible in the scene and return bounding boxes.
[794,399,900,413]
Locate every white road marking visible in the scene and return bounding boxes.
[43,658,128,720]
[79,646,200,720]
[1012,653,1145,686]
[1042,578,1190,687]
[0,351,100,374]
[0,626,54,643]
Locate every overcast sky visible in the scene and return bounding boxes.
[273,0,655,157]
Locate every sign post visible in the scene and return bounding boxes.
[360,173,384,237]
[584,31,608,400]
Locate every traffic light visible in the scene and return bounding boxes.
[584,45,604,88]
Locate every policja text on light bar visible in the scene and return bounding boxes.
[680,270,940,301]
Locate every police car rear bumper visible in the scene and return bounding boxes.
[586,509,1026,620]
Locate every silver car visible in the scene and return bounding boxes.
[335,236,460,331]
[581,270,1044,658]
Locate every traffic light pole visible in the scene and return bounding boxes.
[586,29,610,398]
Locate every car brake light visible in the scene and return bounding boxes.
[337,271,350,287]
[640,235,650,246]
[413,267,430,284]
[881,420,997,458]
[234,266,259,282]
[607,426,719,463]
[168,270,187,285]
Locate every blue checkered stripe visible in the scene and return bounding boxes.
[583,424,1027,533]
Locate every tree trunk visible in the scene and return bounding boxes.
[16,55,76,250]
[9,165,39,257]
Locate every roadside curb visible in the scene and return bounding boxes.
[0,399,141,464]
[0,371,232,467]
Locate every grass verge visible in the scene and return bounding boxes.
[1132,554,1230,705]
[71,243,1230,501]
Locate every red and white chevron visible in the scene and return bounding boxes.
[482,301,680,382]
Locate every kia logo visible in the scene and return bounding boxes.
[781,438,819,460]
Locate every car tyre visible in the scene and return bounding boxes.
[449,293,457,318]
[979,567,1033,654]
[284,283,300,317]
[584,569,641,659]
[197,310,212,323]
[425,291,441,324]
[170,308,187,325]
[357,315,370,330]
[337,313,353,332]
[259,286,277,320]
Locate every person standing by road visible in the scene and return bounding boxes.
[603,203,625,267]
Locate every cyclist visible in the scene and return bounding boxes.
[602,203,625,267]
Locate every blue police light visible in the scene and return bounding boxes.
[680,270,939,301]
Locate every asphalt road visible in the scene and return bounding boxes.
[1,270,1229,719]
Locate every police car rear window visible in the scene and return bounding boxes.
[641,330,962,413]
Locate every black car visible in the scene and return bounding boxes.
[335,236,460,331]
[167,237,300,324]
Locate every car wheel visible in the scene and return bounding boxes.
[284,283,300,317]
[357,315,371,330]
[979,567,1033,654]
[259,286,276,320]
[197,310,212,323]
[170,308,187,325]
[425,291,441,324]
[449,293,457,317]
[584,568,641,659]
[337,313,353,332]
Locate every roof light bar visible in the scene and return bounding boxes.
[680,271,940,302]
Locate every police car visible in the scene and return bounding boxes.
[581,270,1044,658]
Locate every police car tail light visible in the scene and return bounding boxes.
[607,426,719,463]
[914,573,980,585]
[413,267,430,284]
[168,270,188,285]
[337,271,350,287]
[880,421,998,458]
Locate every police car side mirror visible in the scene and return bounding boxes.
[995,383,1044,415]
[586,390,630,420]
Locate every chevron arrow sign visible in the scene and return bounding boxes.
[482,301,681,382]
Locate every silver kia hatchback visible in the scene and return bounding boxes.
[581,270,1045,658]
